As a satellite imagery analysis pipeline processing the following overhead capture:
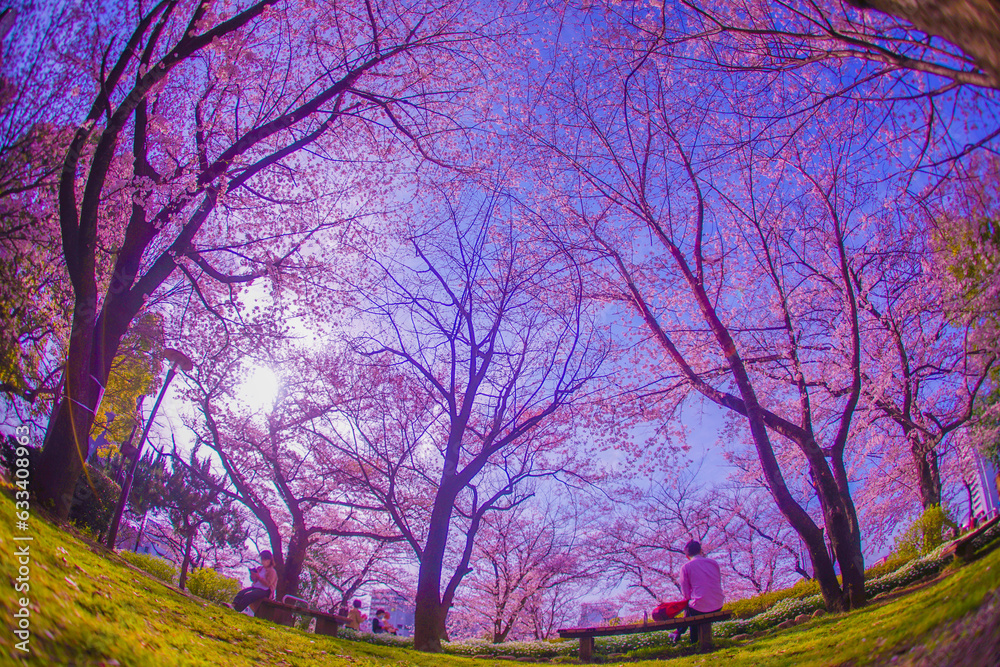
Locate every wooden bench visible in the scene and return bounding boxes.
[558,610,732,661]
[946,514,1000,561]
[255,598,350,637]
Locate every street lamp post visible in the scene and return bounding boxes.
[106,348,194,550]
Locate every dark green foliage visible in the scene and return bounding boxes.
[0,434,38,477]
[68,464,122,541]
[127,452,168,516]
[862,554,913,581]
[163,451,248,589]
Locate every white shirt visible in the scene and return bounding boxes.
[680,555,724,612]
[251,565,277,596]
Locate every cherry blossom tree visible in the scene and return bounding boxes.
[716,472,815,593]
[310,189,609,651]
[855,238,993,513]
[594,471,727,605]
[842,0,1000,88]
[842,158,998,534]
[457,494,593,643]
[0,4,83,423]
[520,18,915,608]
[16,0,509,519]
[182,338,405,599]
[612,0,1000,161]
[926,158,1000,471]
[631,0,1000,90]
[593,463,804,608]
[300,538,412,612]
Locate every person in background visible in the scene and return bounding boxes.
[372,608,387,634]
[346,599,366,630]
[233,550,278,613]
[670,540,724,644]
[382,609,399,635]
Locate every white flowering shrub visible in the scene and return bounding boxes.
[342,630,414,648]
[719,524,1000,640]
[443,638,574,658]
[716,595,823,637]
[342,631,573,658]
[865,555,944,598]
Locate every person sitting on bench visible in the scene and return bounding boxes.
[670,540,724,644]
[233,550,278,613]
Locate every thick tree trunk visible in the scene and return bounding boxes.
[744,415,849,611]
[911,438,943,508]
[35,300,98,518]
[657,228,867,611]
[815,451,867,609]
[413,485,459,652]
[709,322,853,610]
[278,527,309,600]
[847,0,1000,89]
[714,318,864,610]
[36,290,137,518]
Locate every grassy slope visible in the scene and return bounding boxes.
[0,492,475,667]
[1,491,997,666]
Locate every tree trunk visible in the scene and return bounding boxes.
[762,450,847,611]
[662,234,867,611]
[718,344,851,610]
[179,530,195,590]
[413,485,459,652]
[133,511,148,551]
[825,455,867,609]
[35,345,100,518]
[278,527,309,600]
[911,438,943,508]
[847,0,1000,89]
[36,293,136,518]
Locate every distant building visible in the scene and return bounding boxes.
[370,588,414,637]
[962,446,1000,523]
[578,602,619,627]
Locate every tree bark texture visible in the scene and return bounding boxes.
[847,0,1000,88]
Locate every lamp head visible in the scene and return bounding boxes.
[163,348,194,372]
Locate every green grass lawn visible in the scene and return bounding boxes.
[1,490,997,666]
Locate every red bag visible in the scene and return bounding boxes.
[651,600,687,621]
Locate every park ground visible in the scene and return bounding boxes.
[0,492,998,666]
